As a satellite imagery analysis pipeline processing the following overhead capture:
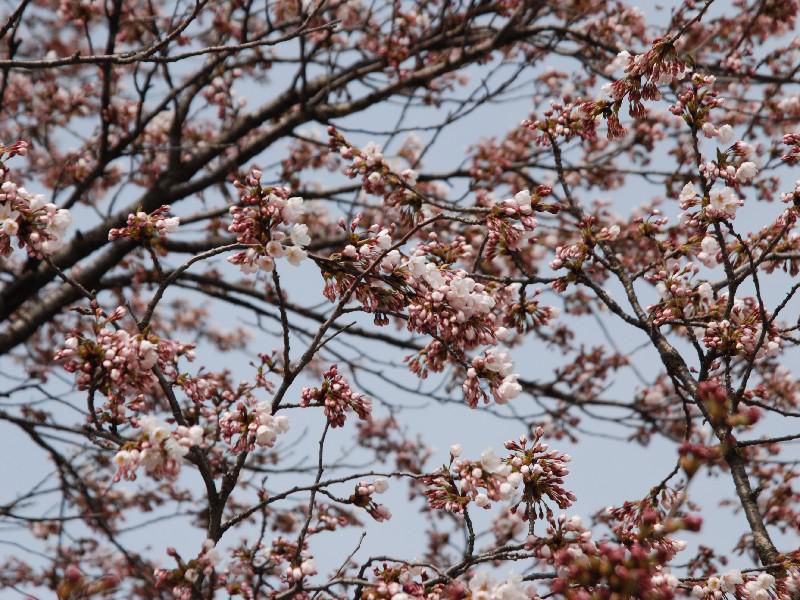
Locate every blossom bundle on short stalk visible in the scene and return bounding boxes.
[108,204,180,244]
[300,364,372,427]
[227,169,310,273]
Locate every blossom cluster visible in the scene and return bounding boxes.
[782,133,800,165]
[0,139,29,168]
[300,364,372,427]
[423,430,574,522]
[282,555,318,584]
[678,181,744,221]
[108,204,180,242]
[55,311,195,410]
[782,179,800,206]
[504,288,561,335]
[333,219,395,273]
[329,128,420,209]
[668,74,723,133]
[462,347,522,407]
[596,491,699,559]
[227,169,310,273]
[0,179,72,258]
[691,571,776,600]
[695,379,761,430]
[348,478,392,521]
[484,186,557,258]
[678,440,723,477]
[549,241,589,272]
[579,42,689,140]
[320,217,409,325]
[403,258,511,383]
[549,216,624,292]
[202,74,246,119]
[256,538,317,590]
[219,399,289,452]
[501,429,576,523]
[702,297,780,360]
[112,417,203,481]
[422,448,508,514]
[55,565,119,599]
[616,39,687,94]
[406,258,496,321]
[313,152,547,410]
[153,540,224,599]
[524,98,600,144]
[702,122,735,146]
[529,512,593,562]
[697,149,759,191]
[466,572,531,600]
[551,541,679,600]
[696,234,721,268]
[645,261,711,325]
[359,564,530,600]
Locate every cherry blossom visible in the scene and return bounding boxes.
[219,399,290,452]
[3,1,800,598]
[227,169,310,273]
[108,204,180,242]
[301,365,372,427]
[0,177,72,257]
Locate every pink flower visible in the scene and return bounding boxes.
[735,161,758,182]
[717,124,735,145]
[301,365,371,427]
[108,205,178,242]
[226,170,309,273]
